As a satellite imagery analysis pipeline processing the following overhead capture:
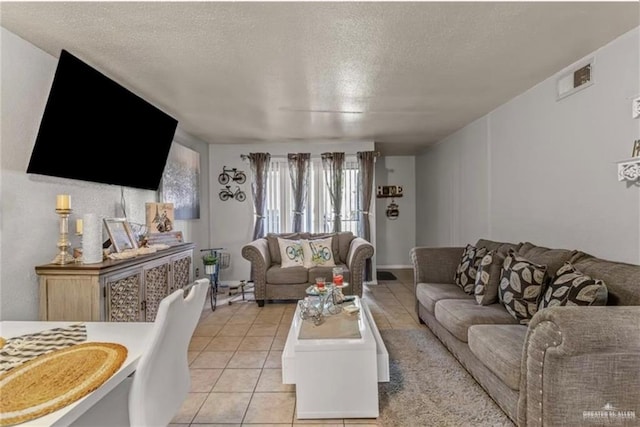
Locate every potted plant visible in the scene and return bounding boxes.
[202,253,218,275]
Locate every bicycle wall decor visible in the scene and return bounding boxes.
[219,185,246,202]
[218,166,246,185]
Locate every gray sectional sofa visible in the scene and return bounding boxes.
[242,231,374,306]
[411,238,640,426]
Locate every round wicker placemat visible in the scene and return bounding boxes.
[0,342,127,426]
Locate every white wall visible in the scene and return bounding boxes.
[0,28,211,320]
[375,156,416,267]
[416,27,640,264]
[209,141,375,283]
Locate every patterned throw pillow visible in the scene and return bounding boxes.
[454,244,488,294]
[540,261,608,309]
[301,237,336,268]
[474,250,504,305]
[277,237,304,268]
[499,250,548,325]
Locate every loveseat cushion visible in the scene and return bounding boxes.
[571,255,640,306]
[475,239,522,256]
[337,232,355,263]
[468,324,527,390]
[266,265,308,284]
[434,300,518,342]
[416,283,473,315]
[267,233,301,264]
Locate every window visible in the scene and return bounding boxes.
[263,157,361,235]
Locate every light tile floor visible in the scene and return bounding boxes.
[172,268,424,427]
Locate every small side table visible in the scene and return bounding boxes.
[228,280,253,305]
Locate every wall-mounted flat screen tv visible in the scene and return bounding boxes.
[27,49,178,191]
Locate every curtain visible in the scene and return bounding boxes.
[357,151,377,280]
[287,153,311,232]
[321,152,345,232]
[249,153,271,240]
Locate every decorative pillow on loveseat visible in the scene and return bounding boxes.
[454,244,488,294]
[277,237,304,268]
[301,237,336,268]
[474,250,505,305]
[540,261,608,309]
[499,250,548,325]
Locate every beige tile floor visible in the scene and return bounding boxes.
[172,268,424,427]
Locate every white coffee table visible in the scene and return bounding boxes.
[282,296,389,419]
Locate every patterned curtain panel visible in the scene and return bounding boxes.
[357,151,376,281]
[249,153,271,240]
[321,152,345,232]
[287,153,311,233]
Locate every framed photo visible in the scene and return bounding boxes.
[103,218,138,252]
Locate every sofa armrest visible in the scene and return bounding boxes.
[518,306,640,427]
[410,247,464,285]
[241,238,271,301]
[346,237,374,298]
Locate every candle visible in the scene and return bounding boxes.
[56,194,71,210]
[76,218,83,234]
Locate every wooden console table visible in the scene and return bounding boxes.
[35,243,194,322]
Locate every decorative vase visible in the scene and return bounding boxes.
[204,264,216,275]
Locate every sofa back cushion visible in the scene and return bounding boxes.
[475,239,522,256]
[571,254,640,306]
[499,250,548,325]
[517,242,578,277]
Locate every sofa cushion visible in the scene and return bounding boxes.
[475,239,522,256]
[517,242,578,277]
[468,324,528,390]
[474,250,505,306]
[301,237,336,268]
[540,261,608,309]
[571,255,640,306]
[266,265,308,284]
[416,283,473,314]
[499,250,547,325]
[454,244,488,294]
[267,233,301,264]
[302,233,341,262]
[278,237,305,268]
[434,300,518,342]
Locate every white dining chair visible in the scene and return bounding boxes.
[73,278,209,427]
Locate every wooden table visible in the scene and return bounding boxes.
[0,321,154,426]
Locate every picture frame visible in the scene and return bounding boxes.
[103,218,138,253]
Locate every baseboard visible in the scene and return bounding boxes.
[376,264,412,269]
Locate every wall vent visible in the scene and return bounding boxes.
[557,58,594,100]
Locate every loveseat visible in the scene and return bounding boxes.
[242,231,374,306]
[411,238,640,427]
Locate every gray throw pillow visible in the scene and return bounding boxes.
[474,250,504,305]
[540,261,608,309]
[499,250,548,325]
[454,244,487,294]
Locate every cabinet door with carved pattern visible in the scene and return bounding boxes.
[143,261,170,322]
[105,270,143,322]
[170,251,193,293]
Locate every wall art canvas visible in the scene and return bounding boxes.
[146,202,175,233]
[159,143,200,219]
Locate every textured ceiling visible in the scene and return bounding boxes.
[1,2,638,154]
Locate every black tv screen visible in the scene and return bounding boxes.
[27,49,178,191]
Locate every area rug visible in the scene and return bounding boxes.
[378,329,514,427]
[377,271,397,281]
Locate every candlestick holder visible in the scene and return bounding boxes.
[51,208,75,265]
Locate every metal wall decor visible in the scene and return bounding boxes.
[376,185,403,198]
[219,185,246,202]
[386,200,400,220]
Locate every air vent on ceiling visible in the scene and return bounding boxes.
[557,58,594,100]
